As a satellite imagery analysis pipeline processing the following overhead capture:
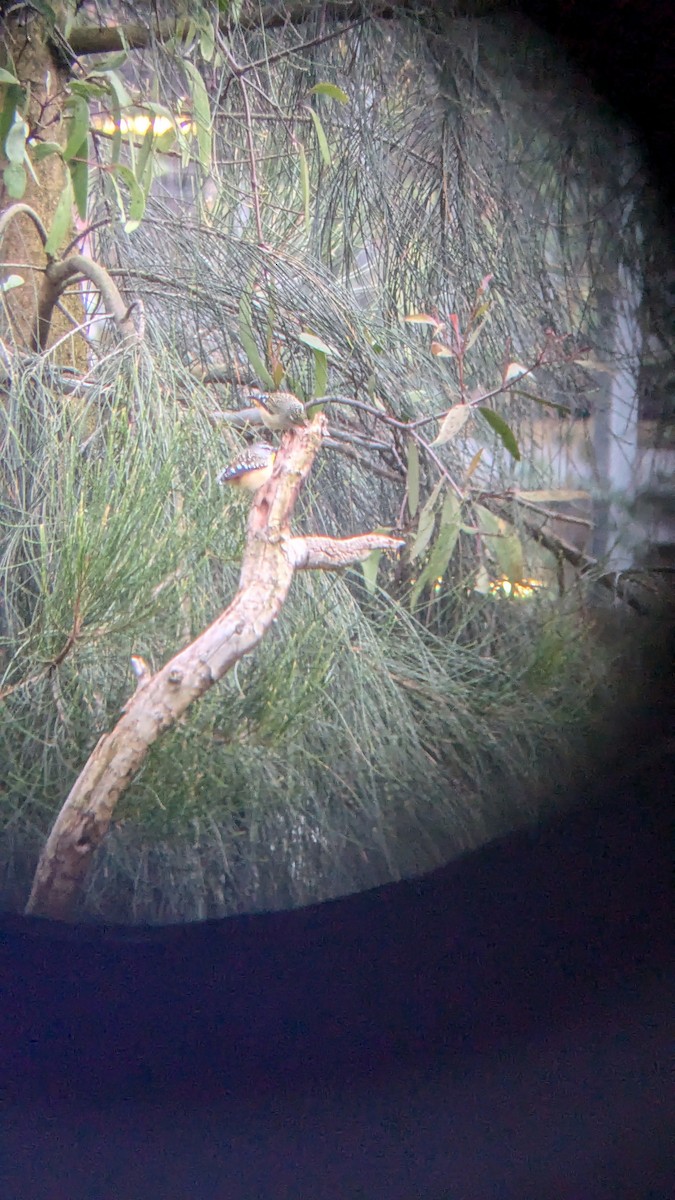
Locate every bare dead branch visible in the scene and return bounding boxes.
[287,532,404,569]
[210,407,265,428]
[23,413,401,920]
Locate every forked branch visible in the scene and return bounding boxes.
[25,415,403,920]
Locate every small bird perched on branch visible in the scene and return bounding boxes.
[249,389,307,431]
[217,442,276,493]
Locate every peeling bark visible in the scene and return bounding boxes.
[25,415,403,920]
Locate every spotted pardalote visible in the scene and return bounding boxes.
[249,390,307,431]
[217,442,276,493]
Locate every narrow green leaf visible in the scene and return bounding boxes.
[45,172,74,256]
[360,549,383,595]
[429,492,461,576]
[474,504,524,583]
[477,407,521,461]
[308,108,331,166]
[135,123,154,186]
[69,80,108,100]
[199,16,215,62]
[3,162,26,198]
[432,404,470,446]
[406,440,420,517]
[309,83,349,104]
[464,316,488,353]
[154,127,176,153]
[297,330,338,357]
[0,86,21,152]
[403,313,442,327]
[106,170,126,223]
[516,488,590,503]
[113,163,145,231]
[464,447,484,482]
[33,140,62,161]
[298,141,310,231]
[0,68,20,85]
[69,154,88,220]
[103,79,123,168]
[513,389,570,415]
[87,51,128,71]
[313,348,328,398]
[238,291,275,389]
[63,95,89,161]
[184,60,212,170]
[409,479,444,562]
[101,70,131,110]
[4,114,28,164]
[0,274,24,292]
[410,492,460,607]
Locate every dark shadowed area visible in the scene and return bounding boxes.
[1,1,674,1197]
[1,668,673,1197]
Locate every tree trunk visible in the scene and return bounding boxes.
[1,8,85,364]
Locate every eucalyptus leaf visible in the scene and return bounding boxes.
[477,407,521,461]
[63,96,89,163]
[313,349,328,397]
[474,505,524,583]
[410,492,460,607]
[297,331,338,357]
[33,141,62,161]
[406,440,420,517]
[239,292,275,389]
[69,80,108,100]
[309,83,349,104]
[3,162,26,198]
[87,51,128,71]
[360,549,383,595]
[409,480,444,562]
[308,108,331,166]
[69,154,88,220]
[184,61,212,170]
[0,68,20,85]
[45,172,74,256]
[101,70,131,110]
[0,86,22,152]
[4,115,28,164]
[113,164,145,231]
[0,274,24,292]
[199,17,215,62]
[513,389,570,415]
[432,404,470,446]
[135,123,154,186]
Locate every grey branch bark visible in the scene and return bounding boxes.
[25,415,404,920]
[36,254,141,350]
[0,203,48,246]
[66,5,392,56]
[210,407,265,428]
[288,533,404,570]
